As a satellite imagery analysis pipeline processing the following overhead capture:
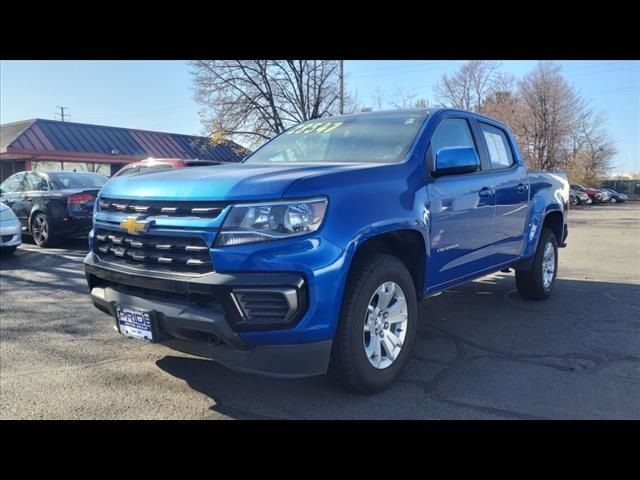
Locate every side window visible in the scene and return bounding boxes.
[1,174,25,193]
[430,118,476,155]
[25,173,48,191]
[479,123,514,169]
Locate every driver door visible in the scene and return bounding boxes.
[426,116,497,290]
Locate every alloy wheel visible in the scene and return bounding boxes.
[542,241,555,289]
[363,281,408,369]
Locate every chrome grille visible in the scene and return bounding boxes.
[94,228,212,273]
[98,198,227,219]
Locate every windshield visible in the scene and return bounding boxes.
[49,172,108,189]
[245,112,428,164]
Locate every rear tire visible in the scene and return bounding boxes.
[31,212,58,248]
[516,228,558,300]
[329,254,417,393]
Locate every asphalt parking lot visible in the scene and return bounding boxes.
[1,203,639,419]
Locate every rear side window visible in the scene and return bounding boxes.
[1,174,25,193]
[49,173,108,189]
[25,173,48,191]
[430,118,476,154]
[479,123,514,169]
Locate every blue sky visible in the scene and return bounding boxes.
[1,60,638,173]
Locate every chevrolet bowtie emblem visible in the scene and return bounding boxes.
[120,216,150,235]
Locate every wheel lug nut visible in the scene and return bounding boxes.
[384,322,389,329]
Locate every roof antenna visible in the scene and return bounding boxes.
[55,106,70,122]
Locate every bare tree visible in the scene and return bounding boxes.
[517,61,586,171]
[390,87,428,109]
[565,111,616,184]
[480,72,521,134]
[434,60,616,178]
[191,60,344,147]
[433,60,501,111]
[369,86,387,111]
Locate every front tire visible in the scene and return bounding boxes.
[516,228,558,300]
[329,254,417,393]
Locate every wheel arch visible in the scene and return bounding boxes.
[542,210,564,244]
[28,207,48,233]
[517,206,565,271]
[348,228,428,301]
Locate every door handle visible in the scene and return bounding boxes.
[516,183,529,193]
[479,187,495,198]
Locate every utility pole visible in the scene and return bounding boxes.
[55,106,69,122]
[339,60,344,115]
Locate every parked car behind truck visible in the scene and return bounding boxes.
[0,171,108,247]
[84,109,569,392]
[570,188,591,206]
[0,202,22,254]
[601,188,628,203]
[112,157,223,178]
[571,184,610,204]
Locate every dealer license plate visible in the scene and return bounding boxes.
[116,306,153,342]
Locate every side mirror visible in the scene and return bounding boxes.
[434,147,480,177]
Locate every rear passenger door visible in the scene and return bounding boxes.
[13,172,43,226]
[0,173,27,227]
[0,173,25,210]
[426,116,497,289]
[476,121,529,262]
[17,172,50,225]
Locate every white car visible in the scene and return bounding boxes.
[0,202,22,254]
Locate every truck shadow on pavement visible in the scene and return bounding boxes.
[156,274,640,420]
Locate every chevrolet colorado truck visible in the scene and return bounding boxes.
[84,109,569,392]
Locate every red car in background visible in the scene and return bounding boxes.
[570,184,611,204]
[112,158,222,178]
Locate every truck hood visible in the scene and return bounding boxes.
[99,162,375,201]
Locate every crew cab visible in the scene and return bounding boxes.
[84,109,569,392]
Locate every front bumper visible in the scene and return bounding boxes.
[0,218,22,247]
[85,254,333,378]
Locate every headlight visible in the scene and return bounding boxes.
[216,197,328,247]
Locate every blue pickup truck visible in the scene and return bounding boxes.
[84,108,569,392]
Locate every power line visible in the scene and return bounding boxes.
[93,105,195,122]
[347,61,456,78]
[580,85,640,96]
[566,64,640,78]
[561,60,629,72]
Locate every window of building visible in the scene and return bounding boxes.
[32,161,62,171]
